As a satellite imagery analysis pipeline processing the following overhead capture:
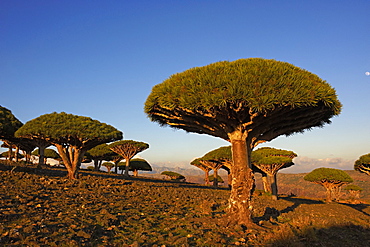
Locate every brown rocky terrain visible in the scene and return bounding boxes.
[1,161,370,246]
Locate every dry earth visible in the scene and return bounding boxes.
[1,162,370,246]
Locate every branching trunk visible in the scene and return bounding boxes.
[205,170,210,185]
[124,159,130,177]
[227,133,255,227]
[213,169,219,187]
[261,172,271,193]
[55,144,85,179]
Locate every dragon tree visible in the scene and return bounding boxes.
[118,158,152,176]
[354,153,370,176]
[191,158,212,185]
[201,146,233,187]
[15,112,122,179]
[252,147,297,200]
[0,106,23,161]
[86,143,115,171]
[145,58,342,227]
[108,140,149,177]
[304,167,353,202]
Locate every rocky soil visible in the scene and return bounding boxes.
[1,162,370,246]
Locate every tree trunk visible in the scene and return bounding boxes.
[55,144,84,179]
[133,169,138,176]
[38,146,45,168]
[15,146,19,162]
[270,173,278,200]
[213,169,219,187]
[227,136,255,227]
[94,159,99,171]
[205,170,210,185]
[261,172,271,193]
[124,159,130,177]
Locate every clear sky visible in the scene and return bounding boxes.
[1,0,369,173]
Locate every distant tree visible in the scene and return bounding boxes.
[1,150,24,160]
[15,112,122,179]
[354,153,370,176]
[191,158,212,185]
[161,171,186,181]
[209,174,224,184]
[252,147,297,200]
[32,148,61,165]
[304,168,353,202]
[108,140,149,177]
[13,138,37,163]
[145,58,342,226]
[118,158,152,176]
[102,162,115,173]
[200,146,233,187]
[86,143,115,171]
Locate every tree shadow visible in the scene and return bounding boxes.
[265,223,370,247]
[340,202,370,217]
[279,196,324,214]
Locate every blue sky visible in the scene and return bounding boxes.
[1,0,369,172]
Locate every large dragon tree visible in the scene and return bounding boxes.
[15,112,122,179]
[145,58,341,226]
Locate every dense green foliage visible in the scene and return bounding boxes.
[304,168,353,183]
[15,112,123,146]
[108,140,149,151]
[86,144,114,158]
[145,58,342,141]
[0,106,23,140]
[202,146,232,162]
[145,58,341,114]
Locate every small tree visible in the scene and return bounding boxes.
[252,147,297,200]
[354,153,370,176]
[118,158,152,176]
[15,112,122,179]
[108,140,149,177]
[209,174,224,184]
[161,171,186,181]
[102,162,115,173]
[86,143,115,171]
[145,58,342,226]
[304,168,353,202]
[344,184,363,202]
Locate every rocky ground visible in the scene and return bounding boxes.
[1,162,370,246]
